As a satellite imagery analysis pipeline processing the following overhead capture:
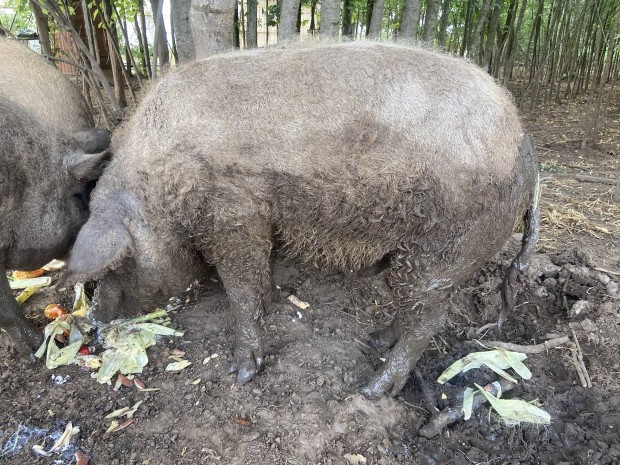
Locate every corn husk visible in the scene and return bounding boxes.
[437,349,532,384]
[475,383,551,425]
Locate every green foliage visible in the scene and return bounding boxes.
[0,0,34,34]
[266,2,279,27]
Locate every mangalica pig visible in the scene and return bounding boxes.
[65,42,539,397]
[0,97,109,355]
[0,38,110,152]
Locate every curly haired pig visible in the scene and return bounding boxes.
[64,42,539,398]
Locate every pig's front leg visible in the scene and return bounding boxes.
[216,261,268,385]
[0,264,42,357]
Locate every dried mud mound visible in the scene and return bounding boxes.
[1,242,619,465]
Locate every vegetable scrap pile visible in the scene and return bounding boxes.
[10,265,184,385]
[35,300,184,384]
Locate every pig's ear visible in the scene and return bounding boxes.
[67,150,111,183]
[72,128,112,153]
[65,217,134,282]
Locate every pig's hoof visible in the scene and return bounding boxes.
[228,346,264,384]
[360,366,410,399]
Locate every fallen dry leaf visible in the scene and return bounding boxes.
[118,374,134,387]
[165,360,191,371]
[287,294,310,309]
[75,449,90,465]
[233,417,252,427]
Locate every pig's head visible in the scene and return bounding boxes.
[0,99,110,270]
[63,187,208,322]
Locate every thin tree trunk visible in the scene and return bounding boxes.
[309,0,317,33]
[422,0,440,44]
[234,1,240,48]
[247,0,258,46]
[437,0,450,47]
[123,18,133,73]
[459,0,474,56]
[342,0,353,37]
[150,0,170,75]
[266,0,270,44]
[583,3,620,147]
[469,0,493,62]
[138,0,152,77]
[170,7,179,60]
[101,0,128,107]
[29,1,51,56]
[81,0,97,62]
[502,0,527,85]
[399,0,421,39]
[171,0,195,61]
[483,0,503,72]
[113,3,143,87]
[321,0,341,37]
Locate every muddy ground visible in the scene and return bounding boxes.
[1,99,620,465]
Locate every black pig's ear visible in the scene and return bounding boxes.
[72,128,111,154]
[67,150,111,183]
[65,217,134,283]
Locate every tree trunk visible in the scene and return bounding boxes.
[367,0,385,38]
[483,0,503,72]
[138,0,152,77]
[321,0,341,38]
[459,0,474,56]
[399,0,421,39]
[171,0,195,61]
[437,0,450,47]
[123,18,133,73]
[29,1,52,56]
[469,0,492,62]
[234,1,240,48]
[150,0,170,74]
[422,0,440,43]
[583,3,620,147]
[191,0,236,57]
[103,0,127,107]
[247,0,258,46]
[81,0,97,61]
[342,0,353,37]
[278,0,300,41]
[310,0,317,34]
[502,0,527,85]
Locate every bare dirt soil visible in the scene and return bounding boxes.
[1,99,619,465]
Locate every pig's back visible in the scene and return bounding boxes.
[0,38,94,132]
[127,42,522,180]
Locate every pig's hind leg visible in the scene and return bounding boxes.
[360,246,454,399]
[210,217,274,385]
